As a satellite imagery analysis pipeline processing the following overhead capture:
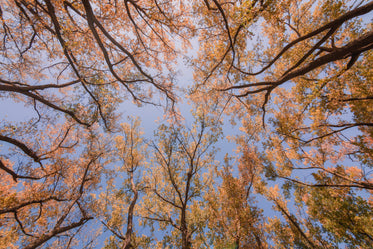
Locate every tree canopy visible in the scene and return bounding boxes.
[1,0,372,248]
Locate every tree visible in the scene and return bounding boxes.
[139,108,221,249]
[205,155,266,249]
[1,0,190,247]
[2,0,373,247]
[0,124,108,248]
[193,0,373,247]
[95,117,149,249]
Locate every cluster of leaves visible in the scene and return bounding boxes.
[1,0,372,248]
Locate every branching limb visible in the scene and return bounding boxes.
[0,134,41,162]
[0,159,42,182]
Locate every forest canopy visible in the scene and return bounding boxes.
[1,0,372,248]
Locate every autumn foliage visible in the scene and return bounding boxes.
[1,0,372,248]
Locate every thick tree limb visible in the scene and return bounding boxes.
[0,78,81,91]
[273,199,316,248]
[23,216,93,249]
[235,1,373,76]
[227,30,373,97]
[283,177,373,190]
[0,196,67,215]
[0,84,91,126]
[0,134,40,162]
[0,159,41,182]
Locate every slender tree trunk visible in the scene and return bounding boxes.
[181,206,191,249]
[122,170,138,249]
[181,230,191,249]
